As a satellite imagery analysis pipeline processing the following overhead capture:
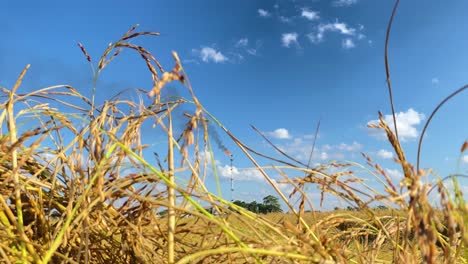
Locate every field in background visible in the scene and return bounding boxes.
[1,2,468,263]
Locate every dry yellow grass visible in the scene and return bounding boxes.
[0,1,467,263]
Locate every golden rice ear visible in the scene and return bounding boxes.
[77,42,92,63]
[148,52,184,103]
[461,141,468,153]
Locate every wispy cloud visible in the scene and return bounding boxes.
[279,16,293,24]
[193,47,228,63]
[278,138,334,162]
[281,32,299,48]
[182,59,200,65]
[234,39,262,56]
[385,168,403,181]
[258,8,270,17]
[246,48,258,55]
[218,164,264,182]
[307,21,357,45]
[367,108,426,141]
[246,40,263,56]
[337,142,362,152]
[432,77,440,85]
[227,52,244,63]
[301,8,320,21]
[377,149,394,159]
[462,155,468,163]
[333,0,358,7]
[235,38,249,47]
[267,128,292,139]
[216,162,291,195]
[323,21,356,35]
[342,38,355,49]
[276,138,363,162]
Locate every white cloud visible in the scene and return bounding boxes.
[199,151,221,165]
[367,108,426,141]
[246,49,257,55]
[303,134,320,140]
[258,9,270,17]
[342,38,355,49]
[307,33,322,44]
[279,16,292,24]
[218,164,264,182]
[276,138,319,161]
[322,144,332,151]
[239,40,262,56]
[338,142,362,152]
[320,152,329,160]
[462,155,468,163]
[432,77,439,85]
[301,9,320,21]
[267,128,292,139]
[385,168,403,181]
[281,32,299,48]
[235,38,248,47]
[333,0,358,7]
[272,179,293,194]
[228,52,244,62]
[307,21,356,44]
[377,149,394,159]
[194,47,228,63]
[276,138,363,163]
[326,22,356,35]
[183,59,200,65]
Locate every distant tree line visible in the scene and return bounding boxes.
[232,195,282,214]
[333,205,389,211]
[156,195,283,217]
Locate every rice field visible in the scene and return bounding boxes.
[0,1,467,263]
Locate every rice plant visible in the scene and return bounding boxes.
[0,1,467,263]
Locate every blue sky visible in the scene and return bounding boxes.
[1,0,468,209]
